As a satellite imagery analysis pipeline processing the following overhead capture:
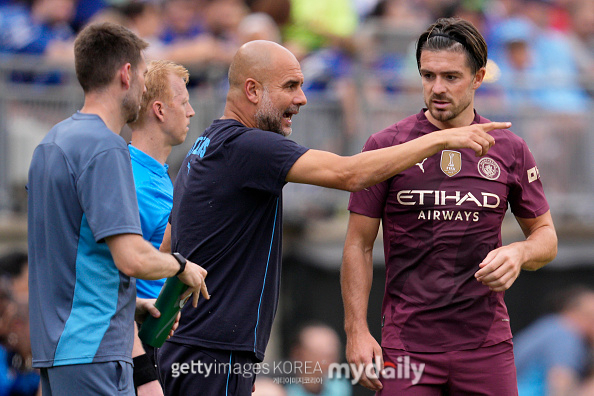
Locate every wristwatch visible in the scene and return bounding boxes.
[172,252,187,276]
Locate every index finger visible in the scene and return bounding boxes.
[480,121,511,132]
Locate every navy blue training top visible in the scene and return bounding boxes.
[168,119,309,361]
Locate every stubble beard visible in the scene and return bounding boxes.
[122,92,140,124]
[426,90,474,123]
[255,90,291,137]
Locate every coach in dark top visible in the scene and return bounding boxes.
[156,39,511,396]
[342,18,558,395]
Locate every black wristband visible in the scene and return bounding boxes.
[133,353,158,388]
[172,252,187,276]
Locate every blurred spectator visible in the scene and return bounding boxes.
[490,16,590,113]
[244,0,291,27]
[357,0,431,96]
[351,0,381,20]
[282,0,358,60]
[118,1,164,53]
[202,0,248,43]
[159,0,205,45]
[94,0,236,80]
[282,0,360,142]
[253,377,287,396]
[286,323,351,396]
[0,269,38,396]
[566,0,594,98]
[0,301,39,396]
[0,279,15,348]
[71,0,107,32]
[0,0,76,69]
[0,252,28,305]
[237,12,281,44]
[514,285,594,396]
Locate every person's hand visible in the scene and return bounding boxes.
[135,298,159,324]
[345,330,383,391]
[177,261,209,307]
[475,244,524,291]
[135,299,180,338]
[439,121,511,157]
[136,380,163,396]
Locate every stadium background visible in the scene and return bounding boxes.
[0,0,593,394]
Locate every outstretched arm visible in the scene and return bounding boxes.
[286,122,509,191]
[341,212,383,391]
[475,210,557,291]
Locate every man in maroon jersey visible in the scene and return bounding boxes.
[341,17,558,395]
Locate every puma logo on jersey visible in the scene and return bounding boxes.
[415,158,428,173]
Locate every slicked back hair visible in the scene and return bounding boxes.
[416,17,488,75]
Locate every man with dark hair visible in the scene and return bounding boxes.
[341,17,558,394]
[156,39,509,396]
[27,22,208,395]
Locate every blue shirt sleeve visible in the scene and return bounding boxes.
[76,147,142,242]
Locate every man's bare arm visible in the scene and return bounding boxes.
[287,122,509,191]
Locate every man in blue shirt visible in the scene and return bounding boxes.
[127,60,195,393]
[514,286,594,396]
[156,39,510,396]
[286,323,352,396]
[27,22,208,396]
[129,60,195,300]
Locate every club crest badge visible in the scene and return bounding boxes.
[440,150,461,177]
[477,157,501,180]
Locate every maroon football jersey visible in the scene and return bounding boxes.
[348,110,549,352]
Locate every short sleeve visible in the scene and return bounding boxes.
[231,131,308,196]
[77,148,142,242]
[508,140,549,218]
[348,134,390,218]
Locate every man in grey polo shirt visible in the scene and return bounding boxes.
[27,22,208,395]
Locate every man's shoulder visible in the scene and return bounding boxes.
[475,113,527,150]
[51,114,125,153]
[365,113,423,149]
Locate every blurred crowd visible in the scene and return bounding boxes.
[0,252,39,396]
[1,0,593,199]
[0,0,592,106]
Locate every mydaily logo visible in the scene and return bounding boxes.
[170,357,426,386]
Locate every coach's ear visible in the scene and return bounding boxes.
[152,101,165,122]
[245,78,261,105]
